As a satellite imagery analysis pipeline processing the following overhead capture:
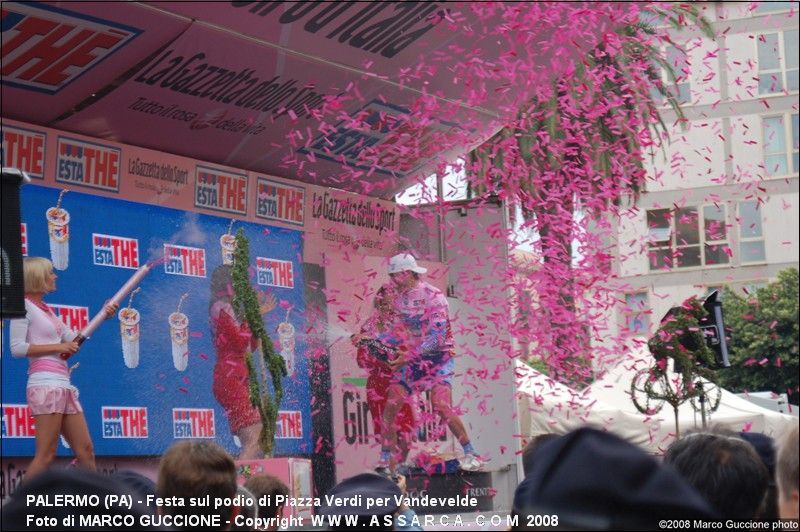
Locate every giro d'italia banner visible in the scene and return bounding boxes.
[1,184,310,457]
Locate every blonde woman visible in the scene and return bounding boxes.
[9,257,117,478]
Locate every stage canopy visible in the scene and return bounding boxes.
[2,1,626,197]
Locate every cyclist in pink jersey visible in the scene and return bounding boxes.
[9,257,117,479]
[381,253,483,472]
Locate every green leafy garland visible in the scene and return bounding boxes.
[632,296,721,427]
[647,297,717,386]
[230,228,287,455]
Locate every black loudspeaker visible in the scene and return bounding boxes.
[658,290,731,373]
[700,290,731,368]
[1,168,28,319]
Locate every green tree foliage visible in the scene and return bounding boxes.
[718,268,799,404]
[468,5,713,385]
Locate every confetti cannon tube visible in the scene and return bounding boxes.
[60,264,152,359]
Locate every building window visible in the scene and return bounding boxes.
[647,205,730,270]
[753,2,796,14]
[763,113,799,176]
[652,45,691,105]
[795,113,800,173]
[738,201,766,263]
[624,292,650,336]
[703,205,729,266]
[757,29,798,94]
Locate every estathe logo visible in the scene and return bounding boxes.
[194,165,248,215]
[1,125,46,178]
[1,3,140,94]
[92,233,139,269]
[57,137,121,192]
[275,410,302,439]
[101,406,148,438]
[49,304,89,332]
[255,178,304,226]
[255,257,294,289]
[302,100,458,177]
[163,244,207,278]
[172,408,215,439]
[1,404,35,438]
[20,223,28,256]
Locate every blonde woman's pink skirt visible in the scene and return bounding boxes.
[27,386,83,416]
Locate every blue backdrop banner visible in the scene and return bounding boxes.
[1,185,311,456]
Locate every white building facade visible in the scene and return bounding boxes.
[612,2,799,341]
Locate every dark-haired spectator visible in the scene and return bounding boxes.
[521,433,560,477]
[318,473,399,530]
[513,427,716,530]
[157,440,238,530]
[244,474,289,531]
[317,472,423,531]
[0,468,161,530]
[739,431,779,519]
[393,474,424,532]
[231,485,259,531]
[665,431,769,519]
[112,469,156,500]
[776,425,799,519]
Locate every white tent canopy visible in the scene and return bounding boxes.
[516,346,797,454]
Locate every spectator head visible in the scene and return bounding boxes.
[738,431,778,519]
[738,432,777,477]
[0,467,158,530]
[230,485,258,532]
[244,474,289,527]
[317,473,401,530]
[112,469,157,500]
[521,433,560,477]
[665,431,769,519]
[776,425,799,519]
[157,441,237,530]
[513,427,716,530]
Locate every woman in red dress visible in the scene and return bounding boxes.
[209,265,275,460]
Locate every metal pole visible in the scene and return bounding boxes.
[698,381,707,429]
[436,173,447,264]
[674,405,680,440]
